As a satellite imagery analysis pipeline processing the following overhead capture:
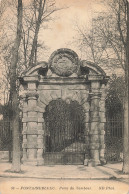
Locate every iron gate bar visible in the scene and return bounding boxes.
[43,99,86,165]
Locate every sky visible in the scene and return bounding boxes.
[0,0,123,104]
[39,0,106,59]
[0,0,106,76]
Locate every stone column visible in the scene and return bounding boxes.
[21,76,46,165]
[37,111,45,165]
[89,81,101,166]
[99,84,107,164]
[23,91,39,165]
[21,94,28,162]
[83,101,90,165]
[21,79,38,165]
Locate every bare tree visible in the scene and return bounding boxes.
[0,0,66,171]
[10,0,23,172]
[21,0,65,68]
[74,0,129,173]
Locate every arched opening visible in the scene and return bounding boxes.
[43,98,86,165]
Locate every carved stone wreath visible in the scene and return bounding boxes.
[49,48,79,77]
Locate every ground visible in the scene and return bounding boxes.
[0,177,129,194]
[0,161,129,194]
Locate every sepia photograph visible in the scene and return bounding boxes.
[0,0,129,193]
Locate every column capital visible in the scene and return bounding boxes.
[89,92,101,98]
[26,91,39,99]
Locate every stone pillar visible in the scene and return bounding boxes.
[21,94,28,162]
[22,91,39,165]
[21,76,46,165]
[99,84,107,164]
[89,81,101,166]
[37,111,45,165]
[83,101,90,165]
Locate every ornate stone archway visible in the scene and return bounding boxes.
[20,48,109,166]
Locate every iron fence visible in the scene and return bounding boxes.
[105,115,124,162]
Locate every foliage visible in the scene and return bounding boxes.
[74,0,127,77]
[0,0,65,103]
[106,75,125,103]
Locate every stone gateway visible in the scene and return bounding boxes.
[20,48,109,166]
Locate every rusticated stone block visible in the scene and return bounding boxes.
[100,130,105,135]
[90,122,100,130]
[38,118,44,123]
[22,130,27,135]
[38,130,44,135]
[89,130,99,135]
[22,143,27,148]
[27,144,37,149]
[84,114,90,123]
[37,138,43,144]
[38,112,43,118]
[37,149,44,165]
[28,111,37,117]
[23,123,27,131]
[28,83,37,90]
[23,138,27,144]
[26,130,38,135]
[90,135,99,143]
[28,99,37,107]
[38,135,43,139]
[37,144,44,149]
[27,122,37,129]
[90,143,100,150]
[99,114,106,122]
[22,117,38,122]
[100,144,105,149]
[23,112,28,118]
[27,149,37,159]
[27,135,37,147]
[38,125,43,131]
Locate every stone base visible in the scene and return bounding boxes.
[84,159,89,166]
[100,158,107,165]
[37,158,44,166]
[21,158,44,166]
[88,159,101,167]
[22,159,38,166]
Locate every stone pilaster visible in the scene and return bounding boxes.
[99,84,107,164]
[22,91,39,165]
[37,112,45,165]
[20,94,27,162]
[89,81,101,166]
[83,101,90,165]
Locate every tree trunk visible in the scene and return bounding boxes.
[10,0,22,172]
[122,95,129,173]
[122,1,129,174]
[28,0,46,67]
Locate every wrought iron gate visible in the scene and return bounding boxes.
[43,99,86,165]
